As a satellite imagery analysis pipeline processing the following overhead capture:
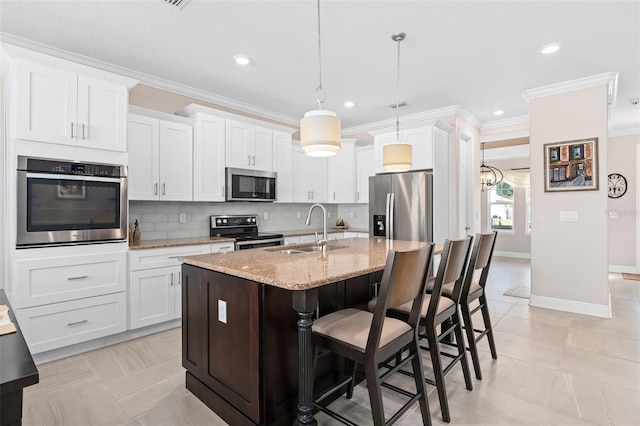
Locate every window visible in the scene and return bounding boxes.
[488,182,514,232]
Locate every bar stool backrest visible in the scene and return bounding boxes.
[428,237,473,317]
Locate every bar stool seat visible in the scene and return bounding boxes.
[312,245,435,426]
[370,294,455,319]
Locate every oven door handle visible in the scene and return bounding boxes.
[235,237,284,248]
[25,172,123,183]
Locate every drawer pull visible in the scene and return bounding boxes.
[168,256,183,259]
[67,275,89,281]
[67,319,88,327]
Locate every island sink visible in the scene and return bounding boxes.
[270,244,347,254]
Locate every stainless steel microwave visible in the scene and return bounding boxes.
[226,168,277,202]
[17,156,128,247]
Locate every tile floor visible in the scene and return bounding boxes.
[22,258,640,425]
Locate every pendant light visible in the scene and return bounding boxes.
[480,142,504,191]
[300,0,341,157]
[383,32,412,172]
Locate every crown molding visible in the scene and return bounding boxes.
[521,73,619,102]
[342,105,480,136]
[480,129,530,143]
[481,115,529,130]
[0,33,300,126]
[609,127,640,138]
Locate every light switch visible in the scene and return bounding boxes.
[609,211,619,219]
[559,211,578,222]
[218,300,227,324]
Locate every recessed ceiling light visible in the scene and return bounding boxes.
[233,55,251,66]
[493,110,504,116]
[540,43,561,55]
[344,101,355,108]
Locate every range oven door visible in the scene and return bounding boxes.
[17,170,128,247]
[235,237,284,250]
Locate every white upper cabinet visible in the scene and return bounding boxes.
[373,126,434,174]
[16,59,130,152]
[355,145,375,204]
[292,145,327,203]
[192,113,225,202]
[226,119,273,171]
[128,109,193,201]
[273,131,293,203]
[327,140,356,203]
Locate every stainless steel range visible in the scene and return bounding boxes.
[210,215,284,250]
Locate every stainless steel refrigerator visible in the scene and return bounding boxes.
[369,171,433,242]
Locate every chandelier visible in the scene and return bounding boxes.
[480,142,503,191]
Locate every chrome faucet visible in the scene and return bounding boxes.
[305,204,328,253]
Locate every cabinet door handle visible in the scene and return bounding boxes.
[67,275,88,281]
[177,274,181,286]
[222,185,225,196]
[162,183,166,195]
[333,192,336,201]
[252,156,255,166]
[168,255,183,259]
[170,272,174,286]
[357,191,360,201]
[70,122,75,138]
[154,183,158,195]
[248,155,251,166]
[219,246,233,252]
[81,123,86,140]
[311,190,314,199]
[67,319,88,327]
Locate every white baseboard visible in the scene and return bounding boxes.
[609,264,639,274]
[32,319,181,365]
[494,250,531,259]
[529,294,611,318]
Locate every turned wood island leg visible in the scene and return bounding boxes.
[292,288,319,426]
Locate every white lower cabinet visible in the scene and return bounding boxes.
[129,266,181,329]
[128,243,232,329]
[15,292,127,354]
[13,245,128,354]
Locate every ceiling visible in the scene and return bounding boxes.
[1,0,639,133]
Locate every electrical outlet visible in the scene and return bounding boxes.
[218,300,227,324]
[179,213,186,223]
[297,212,301,220]
[263,212,269,220]
[349,211,354,219]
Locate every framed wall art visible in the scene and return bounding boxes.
[544,137,598,192]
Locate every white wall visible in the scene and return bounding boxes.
[608,133,639,272]
[1,78,5,290]
[529,84,610,317]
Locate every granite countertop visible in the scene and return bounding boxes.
[129,236,235,250]
[182,238,438,291]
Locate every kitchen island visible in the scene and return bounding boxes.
[181,237,431,426]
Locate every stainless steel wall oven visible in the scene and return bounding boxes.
[17,156,128,247]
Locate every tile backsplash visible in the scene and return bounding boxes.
[129,201,369,240]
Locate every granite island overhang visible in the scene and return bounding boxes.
[180,237,436,426]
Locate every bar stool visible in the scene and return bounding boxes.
[459,231,499,380]
[385,237,474,423]
[312,244,434,426]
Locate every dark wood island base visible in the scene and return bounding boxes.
[182,265,378,426]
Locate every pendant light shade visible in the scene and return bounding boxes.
[300,110,341,157]
[383,142,412,171]
[383,32,412,172]
[300,0,341,157]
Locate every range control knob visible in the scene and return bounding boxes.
[252,217,256,223]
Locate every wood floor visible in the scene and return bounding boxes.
[22,258,640,425]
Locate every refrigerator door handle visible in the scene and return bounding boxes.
[385,193,391,240]
[389,193,395,240]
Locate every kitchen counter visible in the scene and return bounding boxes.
[128,236,235,250]
[183,237,429,291]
